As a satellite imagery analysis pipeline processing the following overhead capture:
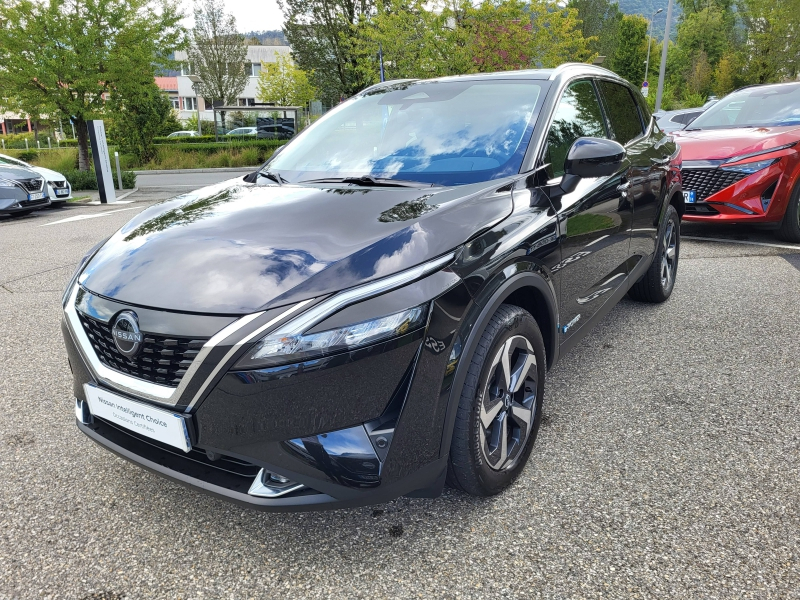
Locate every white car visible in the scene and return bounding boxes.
[0,154,72,205]
[226,127,257,136]
[166,130,200,138]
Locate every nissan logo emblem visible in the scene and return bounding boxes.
[111,311,143,358]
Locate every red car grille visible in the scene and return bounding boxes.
[681,168,748,202]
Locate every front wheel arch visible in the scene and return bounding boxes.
[438,270,558,460]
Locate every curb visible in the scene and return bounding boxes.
[133,167,255,175]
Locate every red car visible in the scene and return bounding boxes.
[672,82,800,242]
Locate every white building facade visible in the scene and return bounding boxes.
[172,46,292,122]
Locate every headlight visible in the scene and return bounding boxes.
[0,178,17,188]
[721,158,779,174]
[233,304,428,370]
[61,238,108,307]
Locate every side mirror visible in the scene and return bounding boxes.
[242,171,259,183]
[564,137,626,179]
[537,137,626,205]
[243,144,287,184]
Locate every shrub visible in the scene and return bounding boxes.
[64,169,136,190]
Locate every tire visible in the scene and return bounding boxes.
[447,304,546,496]
[776,182,800,243]
[628,204,680,303]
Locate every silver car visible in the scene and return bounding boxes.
[0,165,51,217]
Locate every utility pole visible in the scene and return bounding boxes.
[655,0,674,112]
[643,7,663,96]
[379,43,385,83]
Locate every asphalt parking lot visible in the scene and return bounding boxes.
[1,193,799,599]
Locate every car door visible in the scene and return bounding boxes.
[542,79,632,342]
[597,79,670,262]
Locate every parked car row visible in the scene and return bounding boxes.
[0,153,72,217]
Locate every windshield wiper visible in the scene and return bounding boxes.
[300,175,433,188]
[258,170,288,185]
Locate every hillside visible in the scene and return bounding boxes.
[617,0,682,38]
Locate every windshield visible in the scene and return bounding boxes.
[688,83,800,130]
[269,79,547,186]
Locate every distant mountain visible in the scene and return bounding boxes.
[243,30,288,46]
[617,0,682,39]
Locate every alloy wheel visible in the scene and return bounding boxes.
[479,335,538,471]
[660,220,677,290]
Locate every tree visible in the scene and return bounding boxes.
[737,0,800,84]
[712,53,737,96]
[0,0,184,170]
[256,54,317,106]
[187,0,249,111]
[568,0,623,65]
[281,0,376,104]
[108,82,179,164]
[611,14,647,85]
[360,0,594,83]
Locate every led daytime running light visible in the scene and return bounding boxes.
[234,304,428,370]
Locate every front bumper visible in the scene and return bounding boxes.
[682,158,797,224]
[0,188,50,215]
[62,267,472,510]
[47,181,72,202]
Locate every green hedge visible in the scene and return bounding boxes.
[64,169,136,190]
[156,139,287,154]
[152,135,287,146]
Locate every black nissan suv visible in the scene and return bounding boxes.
[62,64,682,511]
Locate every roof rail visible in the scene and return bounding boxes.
[548,62,621,81]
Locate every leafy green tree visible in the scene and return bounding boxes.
[611,14,648,85]
[256,54,318,106]
[674,7,730,72]
[737,0,800,84]
[0,0,184,170]
[187,0,249,107]
[360,0,594,83]
[280,0,375,104]
[567,0,623,65]
[108,82,178,163]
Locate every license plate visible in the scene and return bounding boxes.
[28,191,45,201]
[683,190,696,204]
[83,384,191,452]
[55,188,69,196]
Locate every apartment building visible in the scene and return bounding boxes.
[171,45,292,121]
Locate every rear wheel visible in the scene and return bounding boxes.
[447,304,546,496]
[776,182,800,243]
[628,204,680,303]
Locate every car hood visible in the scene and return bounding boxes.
[31,166,65,182]
[80,178,513,314]
[673,126,800,161]
[0,164,40,180]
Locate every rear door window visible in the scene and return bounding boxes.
[597,81,644,145]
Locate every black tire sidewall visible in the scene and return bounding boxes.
[463,306,545,495]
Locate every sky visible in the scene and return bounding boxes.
[181,0,285,31]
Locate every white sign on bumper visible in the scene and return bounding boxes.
[83,384,191,452]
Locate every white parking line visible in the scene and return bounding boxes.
[40,207,139,226]
[683,235,800,251]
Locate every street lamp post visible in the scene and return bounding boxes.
[643,7,663,95]
[187,74,203,135]
[655,0,675,112]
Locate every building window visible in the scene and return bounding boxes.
[250,63,261,77]
[182,97,197,111]
[238,98,256,107]
[180,63,192,76]
[170,97,180,110]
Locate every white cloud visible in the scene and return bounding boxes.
[180,0,285,31]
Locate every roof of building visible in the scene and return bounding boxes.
[155,76,178,92]
[174,46,291,64]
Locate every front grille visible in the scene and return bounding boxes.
[51,180,66,188]
[18,178,44,192]
[681,168,748,202]
[19,197,49,207]
[78,312,207,386]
